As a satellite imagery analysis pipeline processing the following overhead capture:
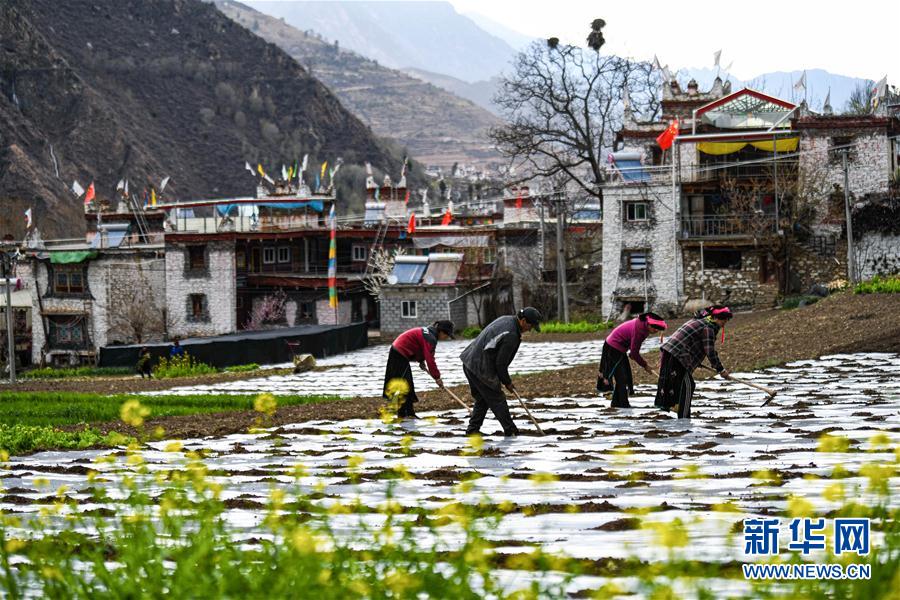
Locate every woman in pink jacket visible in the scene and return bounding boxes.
[597,312,667,408]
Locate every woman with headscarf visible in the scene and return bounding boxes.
[597,312,668,408]
[655,305,733,418]
[383,320,455,418]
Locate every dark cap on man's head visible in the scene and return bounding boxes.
[517,307,543,331]
[433,320,455,339]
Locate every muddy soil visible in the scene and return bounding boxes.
[40,292,900,439]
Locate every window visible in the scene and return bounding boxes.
[829,136,857,163]
[625,202,648,222]
[187,245,207,270]
[623,250,648,273]
[52,265,86,295]
[263,247,276,264]
[47,315,89,349]
[277,246,291,263]
[188,294,209,322]
[483,246,495,264]
[352,245,368,262]
[235,251,246,270]
[704,249,742,270]
[401,300,417,318]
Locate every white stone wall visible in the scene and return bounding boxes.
[799,128,892,202]
[315,299,352,325]
[165,241,236,338]
[602,183,680,318]
[856,232,900,281]
[23,253,166,364]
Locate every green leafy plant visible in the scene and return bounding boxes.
[538,320,614,334]
[854,275,900,294]
[152,353,218,378]
[459,326,482,339]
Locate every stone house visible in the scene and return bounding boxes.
[602,78,900,318]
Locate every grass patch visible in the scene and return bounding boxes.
[0,392,338,428]
[854,275,900,294]
[21,366,134,380]
[223,363,261,373]
[459,326,482,339]
[539,320,614,334]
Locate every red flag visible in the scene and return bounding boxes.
[656,119,679,150]
[84,182,96,204]
[404,188,410,204]
[441,208,452,226]
[407,213,416,234]
[515,194,522,209]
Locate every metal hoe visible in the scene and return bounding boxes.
[442,386,471,414]
[699,364,777,405]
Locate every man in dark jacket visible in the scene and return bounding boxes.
[460,307,543,436]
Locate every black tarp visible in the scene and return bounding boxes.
[99,322,368,369]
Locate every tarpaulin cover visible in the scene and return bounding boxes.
[49,251,97,264]
[215,201,324,216]
[98,322,368,369]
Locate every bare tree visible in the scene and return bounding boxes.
[843,80,875,115]
[489,39,661,202]
[108,279,165,344]
[364,247,405,300]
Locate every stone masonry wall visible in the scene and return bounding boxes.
[789,239,848,292]
[602,183,680,318]
[681,247,778,309]
[799,128,891,228]
[315,299,352,325]
[166,241,236,338]
[857,232,900,281]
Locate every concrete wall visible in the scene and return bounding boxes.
[602,183,680,318]
[165,241,236,338]
[379,286,461,337]
[856,232,900,281]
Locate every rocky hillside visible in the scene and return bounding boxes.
[0,0,405,240]
[216,0,501,169]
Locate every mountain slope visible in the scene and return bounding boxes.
[243,0,517,83]
[217,0,500,167]
[0,0,403,239]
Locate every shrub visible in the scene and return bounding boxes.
[854,275,900,294]
[781,295,820,310]
[152,354,217,379]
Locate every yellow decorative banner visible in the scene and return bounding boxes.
[750,137,799,152]
[697,137,799,155]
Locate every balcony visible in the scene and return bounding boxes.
[680,213,777,239]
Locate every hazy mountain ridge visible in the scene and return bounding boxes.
[0,0,404,239]
[217,0,501,167]
[241,0,518,83]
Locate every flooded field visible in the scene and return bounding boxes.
[2,352,898,596]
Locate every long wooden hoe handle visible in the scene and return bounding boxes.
[699,364,776,397]
[512,389,545,436]
[443,386,471,414]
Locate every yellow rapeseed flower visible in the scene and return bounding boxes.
[4,539,26,553]
[253,393,278,417]
[164,441,184,453]
[0,450,9,464]
[818,433,850,453]
[786,495,815,518]
[823,483,846,502]
[528,472,558,485]
[120,400,150,427]
[868,431,891,450]
[31,477,49,488]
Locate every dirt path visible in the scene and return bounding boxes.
[78,291,900,440]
